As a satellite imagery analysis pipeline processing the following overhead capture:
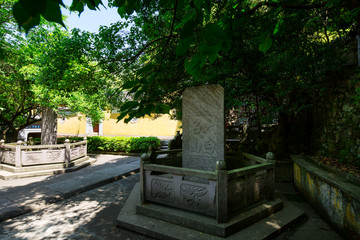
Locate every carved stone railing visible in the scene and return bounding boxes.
[0,138,87,168]
[139,151,275,223]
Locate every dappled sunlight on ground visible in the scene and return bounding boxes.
[0,176,49,190]
[0,174,152,240]
[2,201,102,239]
[0,154,136,191]
[1,197,116,239]
[265,220,281,230]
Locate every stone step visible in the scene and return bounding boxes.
[117,183,306,240]
[136,198,284,237]
[0,156,91,173]
[159,141,169,151]
[0,157,96,180]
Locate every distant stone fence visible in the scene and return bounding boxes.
[0,138,87,168]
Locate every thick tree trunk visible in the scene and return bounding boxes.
[41,106,57,145]
[4,128,19,143]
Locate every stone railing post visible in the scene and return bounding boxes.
[64,139,71,168]
[216,160,228,223]
[28,137,34,146]
[139,146,155,204]
[266,152,275,161]
[266,152,275,199]
[139,157,148,204]
[83,136,87,156]
[0,139,4,162]
[15,140,22,167]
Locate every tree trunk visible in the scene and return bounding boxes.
[357,34,360,67]
[4,128,19,143]
[41,106,57,145]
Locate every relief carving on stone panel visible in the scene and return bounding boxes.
[78,146,85,156]
[5,151,16,164]
[151,179,175,203]
[229,179,247,210]
[255,174,270,200]
[47,151,62,162]
[25,152,42,163]
[71,147,79,159]
[180,183,208,208]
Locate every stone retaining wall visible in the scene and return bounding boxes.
[292,155,360,239]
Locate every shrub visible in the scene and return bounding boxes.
[30,136,160,153]
[86,136,160,153]
[31,137,84,144]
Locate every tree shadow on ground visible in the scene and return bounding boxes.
[0,172,154,239]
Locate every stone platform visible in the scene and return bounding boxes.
[117,183,306,239]
[0,156,94,180]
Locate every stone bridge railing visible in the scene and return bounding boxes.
[0,138,87,168]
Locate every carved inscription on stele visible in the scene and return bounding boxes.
[182,84,224,171]
[151,179,175,203]
[188,116,217,157]
[180,183,208,208]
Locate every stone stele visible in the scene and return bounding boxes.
[182,84,224,171]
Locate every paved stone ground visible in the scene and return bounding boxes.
[0,154,345,240]
[274,183,344,240]
[0,154,140,222]
[0,174,153,240]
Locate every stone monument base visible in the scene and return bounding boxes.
[117,183,306,239]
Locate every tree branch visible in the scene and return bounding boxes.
[147,0,179,100]
[100,34,178,64]
[243,1,328,16]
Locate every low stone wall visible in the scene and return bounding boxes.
[292,155,360,239]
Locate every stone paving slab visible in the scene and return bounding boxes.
[95,164,138,177]
[3,186,62,210]
[0,154,140,222]
[0,198,27,222]
[44,178,86,194]
[0,174,153,240]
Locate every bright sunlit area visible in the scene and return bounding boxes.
[61,0,121,32]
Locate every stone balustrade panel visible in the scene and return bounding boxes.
[70,145,86,160]
[1,151,16,166]
[228,168,274,213]
[21,149,66,166]
[144,170,217,216]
